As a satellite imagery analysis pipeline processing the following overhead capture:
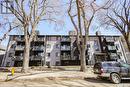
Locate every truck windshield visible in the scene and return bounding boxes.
[121,63,130,68]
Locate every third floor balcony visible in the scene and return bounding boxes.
[34,37,45,42]
[61,37,71,42]
[15,36,24,41]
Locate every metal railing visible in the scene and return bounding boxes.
[61,38,70,42]
[61,46,70,50]
[107,46,116,50]
[32,46,44,51]
[30,55,43,60]
[16,37,24,41]
[15,46,24,50]
[34,37,44,41]
[15,56,23,60]
[61,55,71,60]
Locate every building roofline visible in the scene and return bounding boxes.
[9,34,121,37]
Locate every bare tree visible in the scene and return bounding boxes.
[68,0,110,72]
[0,17,20,44]
[1,0,61,73]
[102,0,130,51]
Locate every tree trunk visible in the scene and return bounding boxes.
[21,37,30,73]
[125,38,130,52]
[21,26,30,73]
[124,34,130,52]
[80,46,86,72]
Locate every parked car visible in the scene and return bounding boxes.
[93,61,130,84]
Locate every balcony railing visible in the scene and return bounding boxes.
[61,37,70,42]
[107,46,116,50]
[15,56,23,60]
[106,39,115,42]
[16,37,24,41]
[61,55,71,60]
[15,46,24,50]
[34,37,44,41]
[32,46,44,51]
[30,55,43,60]
[14,55,43,60]
[61,46,70,51]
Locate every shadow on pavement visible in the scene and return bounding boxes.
[6,71,61,81]
[84,77,130,84]
[121,80,130,83]
[84,77,112,84]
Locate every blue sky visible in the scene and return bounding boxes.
[0,0,121,47]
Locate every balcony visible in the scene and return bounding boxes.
[15,37,24,41]
[61,55,71,60]
[15,46,24,51]
[61,37,70,42]
[32,46,44,51]
[30,55,43,60]
[15,56,23,60]
[107,46,116,50]
[105,38,115,42]
[61,46,70,51]
[107,45,116,53]
[34,37,44,42]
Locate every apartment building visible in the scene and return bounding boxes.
[1,32,128,67]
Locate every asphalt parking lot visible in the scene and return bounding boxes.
[0,66,130,87]
[0,77,130,87]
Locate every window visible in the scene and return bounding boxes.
[47,53,50,57]
[46,44,51,48]
[56,52,60,57]
[87,44,90,48]
[121,63,130,68]
[103,63,120,67]
[94,41,99,51]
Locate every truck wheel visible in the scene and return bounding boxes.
[110,73,121,84]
